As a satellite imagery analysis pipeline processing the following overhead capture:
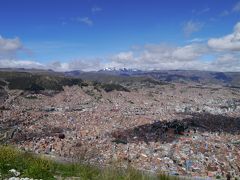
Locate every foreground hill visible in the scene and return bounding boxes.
[0,146,175,179]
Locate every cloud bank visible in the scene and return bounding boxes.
[1,22,240,72]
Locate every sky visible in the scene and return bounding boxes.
[0,0,240,71]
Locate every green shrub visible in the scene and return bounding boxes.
[101,83,130,92]
[0,146,178,180]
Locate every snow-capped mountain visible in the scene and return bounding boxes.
[99,67,142,74]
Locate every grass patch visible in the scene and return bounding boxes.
[0,146,178,179]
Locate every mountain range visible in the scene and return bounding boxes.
[1,68,240,88]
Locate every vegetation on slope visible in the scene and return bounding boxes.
[99,83,130,92]
[0,146,177,180]
[0,71,83,91]
[0,71,133,93]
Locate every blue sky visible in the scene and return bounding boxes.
[0,0,240,71]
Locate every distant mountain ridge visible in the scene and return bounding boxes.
[1,68,240,88]
[66,68,240,87]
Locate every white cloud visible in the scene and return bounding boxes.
[104,21,240,72]
[0,36,23,59]
[187,38,205,43]
[218,2,240,17]
[49,59,102,72]
[104,43,209,70]
[112,52,134,62]
[0,59,44,69]
[233,1,240,12]
[92,6,102,13]
[183,20,204,37]
[208,22,240,51]
[105,43,240,72]
[2,22,240,72]
[192,8,210,15]
[199,8,210,14]
[76,17,93,26]
[213,54,237,65]
[0,36,22,51]
[0,36,44,70]
[210,54,240,71]
[220,10,230,17]
[0,35,101,71]
[172,44,207,61]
